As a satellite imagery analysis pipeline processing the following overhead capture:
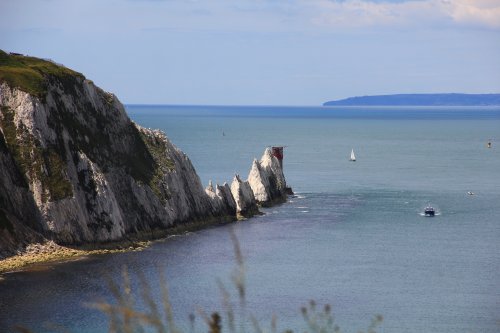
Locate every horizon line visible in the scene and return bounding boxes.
[124,103,500,108]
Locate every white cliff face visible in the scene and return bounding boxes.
[1,77,226,250]
[205,181,236,217]
[230,174,258,218]
[74,151,125,241]
[248,159,270,202]
[248,148,287,206]
[216,183,237,215]
[0,59,291,257]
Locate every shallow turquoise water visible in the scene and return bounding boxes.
[1,106,499,332]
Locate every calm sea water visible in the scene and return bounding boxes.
[1,105,499,333]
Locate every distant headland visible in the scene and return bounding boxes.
[323,94,500,106]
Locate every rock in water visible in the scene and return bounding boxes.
[248,148,288,206]
[230,174,259,218]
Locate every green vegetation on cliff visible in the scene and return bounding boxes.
[0,51,178,204]
[0,50,84,98]
[139,131,175,203]
[0,106,73,202]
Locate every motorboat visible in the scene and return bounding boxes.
[424,206,435,216]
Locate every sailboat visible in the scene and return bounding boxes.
[349,149,356,162]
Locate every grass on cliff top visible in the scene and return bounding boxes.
[0,50,84,98]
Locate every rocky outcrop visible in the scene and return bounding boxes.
[205,181,237,217]
[0,51,290,258]
[230,175,258,218]
[248,148,287,206]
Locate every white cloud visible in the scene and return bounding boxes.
[447,0,500,28]
[307,0,500,29]
[2,0,499,37]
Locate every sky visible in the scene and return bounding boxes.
[1,0,500,106]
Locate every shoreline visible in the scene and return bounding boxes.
[0,240,149,278]
[0,163,291,278]
[0,215,236,277]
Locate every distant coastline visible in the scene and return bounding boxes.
[323,93,500,106]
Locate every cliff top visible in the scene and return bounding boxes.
[0,50,84,98]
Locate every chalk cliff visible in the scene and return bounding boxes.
[247,148,287,206]
[230,174,258,218]
[0,51,290,258]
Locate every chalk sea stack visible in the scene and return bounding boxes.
[0,50,290,258]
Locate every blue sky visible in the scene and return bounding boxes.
[1,0,499,105]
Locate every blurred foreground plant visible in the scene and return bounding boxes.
[15,229,383,333]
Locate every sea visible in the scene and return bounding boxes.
[1,105,499,333]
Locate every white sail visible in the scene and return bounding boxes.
[350,149,356,161]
